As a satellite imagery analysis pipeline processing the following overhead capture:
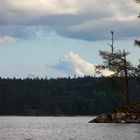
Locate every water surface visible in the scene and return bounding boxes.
[0,116,139,140]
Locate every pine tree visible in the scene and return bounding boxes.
[96,31,136,104]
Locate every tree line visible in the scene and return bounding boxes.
[0,76,139,116]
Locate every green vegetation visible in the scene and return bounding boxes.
[89,102,140,123]
[0,76,139,116]
[112,102,140,113]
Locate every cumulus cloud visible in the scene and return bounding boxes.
[0,52,112,78]
[0,0,139,41]
[51,52,112,77]
[0,36,16,45]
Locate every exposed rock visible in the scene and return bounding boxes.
[89,102,140,123]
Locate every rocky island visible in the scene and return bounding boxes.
[89,102,140,123]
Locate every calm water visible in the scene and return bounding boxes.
[0,116,140,140]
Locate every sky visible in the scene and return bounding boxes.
[0,0,139,78]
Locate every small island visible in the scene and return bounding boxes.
[89,102,140,123]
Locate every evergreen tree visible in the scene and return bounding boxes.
[96,31,136,104]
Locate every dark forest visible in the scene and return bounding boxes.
[0,76,139,116]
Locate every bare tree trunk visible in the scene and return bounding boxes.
[123,50,129,104]
[111,31,114,53]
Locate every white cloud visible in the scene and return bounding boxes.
[4,0,78,18]
[0,36,16,45]
[0,51,113,78]
[51,52,113,77]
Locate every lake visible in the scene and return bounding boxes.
[0,116,139,140]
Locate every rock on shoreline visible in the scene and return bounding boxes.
[89,102,140,123]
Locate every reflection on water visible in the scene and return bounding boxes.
[0,117,140,140]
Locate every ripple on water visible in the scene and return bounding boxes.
[0,117,140,140]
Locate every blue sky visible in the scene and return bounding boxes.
[0,0,139,78]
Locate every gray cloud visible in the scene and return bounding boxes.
[0,0,139,41]
[60,18,140,41]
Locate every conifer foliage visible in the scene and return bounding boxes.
[96,31,137,104]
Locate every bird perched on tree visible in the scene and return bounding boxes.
[111,31,114,35]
